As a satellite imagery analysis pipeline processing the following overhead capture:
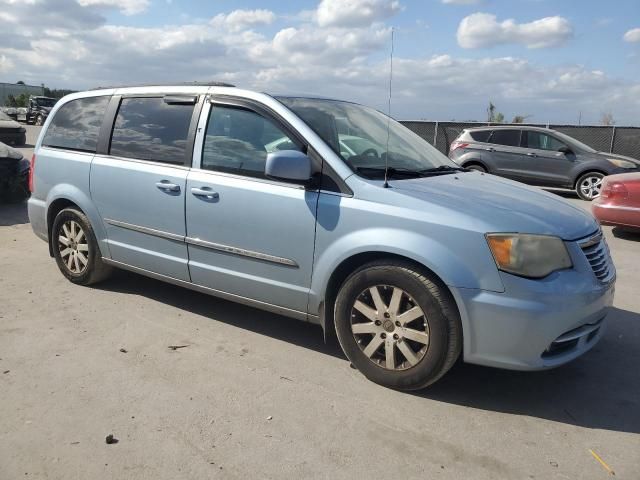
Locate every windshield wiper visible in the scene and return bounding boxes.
[356,166,427,179]
[419,165,467,175]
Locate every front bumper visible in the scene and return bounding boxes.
[451,235,615,370]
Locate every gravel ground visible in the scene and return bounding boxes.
[1,127,639,479]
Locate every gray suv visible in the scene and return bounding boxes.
[449,126,640,200]
[28,84,614,390]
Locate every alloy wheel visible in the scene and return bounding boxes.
[350,285,430,371]
[579,175,603,200]
[58,220,89,274]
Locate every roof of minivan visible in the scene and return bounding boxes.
[91,81,235,90]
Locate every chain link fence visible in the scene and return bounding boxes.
[401,121,640,160]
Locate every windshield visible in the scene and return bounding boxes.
[277,97,457,179]
[35,98,56,107]
[552,130,596,153]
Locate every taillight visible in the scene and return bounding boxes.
[28,154,36,192]
[601,180,628,200]
[450,141,469,152]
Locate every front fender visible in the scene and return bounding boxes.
[46,184,111,258]
[309,226,505,315]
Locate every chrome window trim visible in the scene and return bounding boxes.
[185,237,299,268]
[101,257,315,323]
[578,231,603,249]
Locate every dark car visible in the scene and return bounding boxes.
[27,96,57,126]
[0,141,30,202]
[0,110,26,146]
[449,126,640,200]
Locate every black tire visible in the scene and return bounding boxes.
[52,208,112,285]
[334,260,462,390]
[575,171,605,201]
[465,164,486,173]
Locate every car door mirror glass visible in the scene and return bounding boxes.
[265,150,311,183]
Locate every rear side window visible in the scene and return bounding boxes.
[489,129,521,147]
[201,105,302,178]
[469,130,491,142]
[42,96,109,152]
[110,97,195,164]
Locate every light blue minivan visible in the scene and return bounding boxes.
[28,83,615,389]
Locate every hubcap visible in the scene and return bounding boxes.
[350,285,429,371]
[58,220,89,274]
[580,176,603,199]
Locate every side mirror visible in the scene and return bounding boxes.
[265,150,312,184]
[558,146,572,154]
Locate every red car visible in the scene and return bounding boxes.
[592,173,640,229]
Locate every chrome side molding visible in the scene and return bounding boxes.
[104,218,298,268]
[104,218,185,242]
[185,237,299,267]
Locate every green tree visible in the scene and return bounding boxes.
[16,80,25,85]
[6,94,17,107]
[494,112,505,123]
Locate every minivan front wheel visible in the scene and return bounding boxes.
[576,172,604,201]
[52,208,112,285]
[334,261,462,390]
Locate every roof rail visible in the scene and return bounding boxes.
[91,81,236,90]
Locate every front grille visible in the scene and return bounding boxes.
[579,232,614,283]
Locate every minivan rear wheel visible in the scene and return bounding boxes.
[334,261,462,390]
[52,208,112,285]
[576,172,604,201]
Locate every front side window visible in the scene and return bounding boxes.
[201,105,302,178]
[489,129,521,147]
[42,96,109,152]
[521,130,566,151]
[110,97,194,164]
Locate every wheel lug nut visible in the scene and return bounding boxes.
[375,320,381,326]
[381,333,386,339]
[384,312,390,319]
[393,334,399,340]
[395,321,400,327]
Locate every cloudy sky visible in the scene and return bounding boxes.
[1,0,639,125]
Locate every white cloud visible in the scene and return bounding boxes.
[624,28,640,43]
[457,13,573,49]
[316,0,402,28]
[77,0,149,15]
[211,9,276,32]
[442,0,480,4]
[0,1,638,125]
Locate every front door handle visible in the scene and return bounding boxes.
[156,181,181,192]
[191,187,219,200]
[526,152,537,157]
[485,147,495,152]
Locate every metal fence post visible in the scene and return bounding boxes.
[433,121,438,147]
[609,126,616,153]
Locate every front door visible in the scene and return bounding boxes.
[185,101,318,314]
[519,129,575,187]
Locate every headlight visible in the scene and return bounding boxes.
[486,233,572,278]
[608,158,636,169]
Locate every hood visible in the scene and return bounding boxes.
[388,172,598,241]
